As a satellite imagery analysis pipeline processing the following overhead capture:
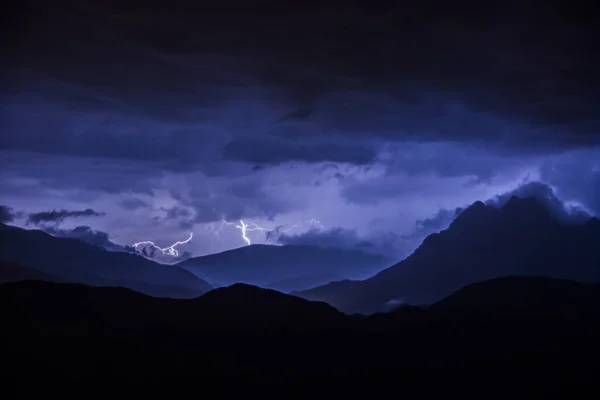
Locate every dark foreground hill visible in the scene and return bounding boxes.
[1,276,599,383]
[0,222,212,298]
[295,196,600,314]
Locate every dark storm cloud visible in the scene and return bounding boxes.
[119,197,149,210]
[42,225,133,252]
[487,181,591,223]
[0,151,158,196]
[278,227,408,258]
[0,205,16,223]
[3,0,599,168]
[161,206,193,220]
[158,206,197,229]
[0,104,225,171]
[340,180,412,206]
[27,208,105,225]
[190,190,292,224]
[379,142,530,182]
[404,207,466,240]
[339,167,477,206]
[163,173,296,225]
[538,149,600,216]
[278,227,366,249]
[221,137,378,165]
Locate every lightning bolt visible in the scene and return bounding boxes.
[133,232,193,257]
[205,219,230,250]
[218,218,325,246]
[221,220,268,245]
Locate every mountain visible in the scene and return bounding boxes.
[0,222,212,298]
[2,276,599,380]
[0,280,345,334]
[430,276,600,317]
[294,196,600,314]
[263,272,343,293]
[178,244,390,291]
[0,261,64,283]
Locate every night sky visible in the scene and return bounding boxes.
[2,1,599,260]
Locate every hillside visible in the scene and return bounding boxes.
[178,243,390,291]
[0,222,212,298]
[1,276,598,379]
[294,196,600,314]
[0,261,63,283]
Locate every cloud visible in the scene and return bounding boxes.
[221,137,378,165]
[279,227,365,248]
[378,142,537,182]
[486,181,591,223]
[0,205,16,223]
[403,181,594,243]
[0,149,300,231]
[384,298,406,311]
[3,2,599,176]
[340,171,479,206]
[161,206,193,220]
[404,207,465,240]
[157,206,196,229]
[2,2,599,262]
[281,180,591,259]
[171,172,297,224]
[119,197,149,210]
[277,226,406,258]
[366,180,595,259]
[538,148,600,216]
[27,208,105,225]
[0,151,159,196]
[42,225,133,252]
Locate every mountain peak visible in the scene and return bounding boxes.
[499,195,554,224]
[447,200,496,231]
[503,195,545,210]
[297,194,600,313]
[195,282,343,318]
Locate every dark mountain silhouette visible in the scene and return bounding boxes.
[1,276,599,380]
[178,244,390,291]
[294,196,600,314]
[0,261,63,283]
[0,222,212,298]
[264,272,343,293]
[0,280,345,334]
[430,276,600,317]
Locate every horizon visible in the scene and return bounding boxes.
[2,190,596,265]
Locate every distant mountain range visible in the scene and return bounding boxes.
[177,244,391,292]
[3,194,599,317]
[293,196,600,314]
[0,222,212,298]
[3,194,600,379]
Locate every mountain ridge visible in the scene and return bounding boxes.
[178,243,391,291]
[2,275,599,377]
[293,196,600,314]
[0,222,212,298]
